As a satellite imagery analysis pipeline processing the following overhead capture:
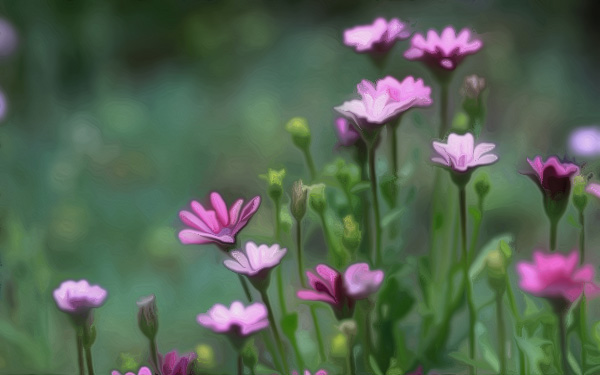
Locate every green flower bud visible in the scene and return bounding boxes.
[137,294,158,340]
[261,168,286,202]
[486,249,506,294]
[330,333,348,358]
[451,111,470,134]
[342,215,361,252]
[474,173,491,201]
[291,180,308,221]
[285,117,311,150]
[572,175,588,212]
[309,184,327,214]
[195,344,216,369]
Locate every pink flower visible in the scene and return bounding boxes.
[569,126,600,157]
[344,17,410,54]
[404,26,483,70]
[111,367,152,375]
[53,279,107,317]
[291,371,328,375]
[179,192,261,247]
[586,182,600,199]
[517,251,600,303]
[431,132,498,173]
[334,118,360,147]
[224,241,287,280]
[335,76,432,130]
[344,263,384,299]
[297,264,346,308]
[197,301,269,337]
[161,350,196,375]
[525,156,579,200]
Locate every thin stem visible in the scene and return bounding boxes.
[237,352,243,375]
[76,329,84,375]
[558,311,570,375]
[363,302,373,372]
[238,275,253,302]
[505,278,527,375]
[261,331,283,373]
[260,290,290,375]
[459,186,476,375]
[296,220,306,288]
[274,199,287,315]
[367,141,382,266]
[303,148,317,182]
[389,123,399,178]
[347,341,356,375]
[550,217,558,251]
[439,81,449,139]
[496,292,507,375]
[83,343,95,375]
[274,199,281,241]
[150,338,161,375]
[580,295,588,373]
[579,210,585,264]
[310,306,326,362]
[290,333,306,374]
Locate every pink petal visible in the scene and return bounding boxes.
[297,290,336,305]
[178,229,234,245]
[210,192,230,227]
[191,201,221,233]
[228,199,244,225]
[586,183,600,199]
[179,210,212,233]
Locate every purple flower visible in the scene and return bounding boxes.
[334,76,432,130]
[569,126,600,157]
[334,118,360,147]
[161,351,196,375]
[343,17,410,54]
[223,242,287,288]
[297,264,346,308]
[525,156,579,200]
[53,279,107,317]
[586,182,600,199]
[431,132,498,173]
[404,26,483,70]
[197,301,269,337]
[343,263,384,299]
[179,192,261,248]
[111,368,152,375]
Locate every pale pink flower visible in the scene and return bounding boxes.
[586,182,600,199]
[569,126,600,157]
[431,132,497,173]
[344,263,384,299]
[224,241,287,279]
[161,351,196,375]
[344,17,410,54]
[524,156,579,200]
[517,251,600,303]
[404,26,482,70]
[334,117,360,147]
[111,367,152,375]
[53,279,107,316]
[179,192,261,247]
[197,301,269,337]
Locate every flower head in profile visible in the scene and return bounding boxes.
[524,156,579,201]
[197,301,269,338]
[344,17,410,54]
[224,242,287,289]
[334,76,432,130]
[179,192,261,248]
[111,367,152,375]
[431,132,497,173]
[404,26,482,71]
[297,264,349,317]
[343,263,384,299]
[161,351,196,375]
[517,251,600,303]
[53,280,107,318]
[334,118,360,147]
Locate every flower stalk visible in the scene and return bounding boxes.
[459,185,476,375]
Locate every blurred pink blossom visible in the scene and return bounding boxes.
[111,367,152,375]
[343,17,410,54]
[334,117,360,147]
[291,371,328,375]
[53,279,107,317]
[586,182,600,199]
[224,241,287,279]
[568,126,600,157]
[343,263,384,299]
[431,132,497,173]
[197,301,269,337]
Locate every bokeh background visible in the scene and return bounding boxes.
[2,0,600,373]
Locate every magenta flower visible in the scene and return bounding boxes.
[525,156,579,201]
[111,367,152,375]
[197,301,269,337]
[334,117,360,147]
[343,263,384,299]
[291,371,328,375]
[161,351,196,375]
[586,182,600,199]
[53,279,107,317]
[431,132,497,173]
[404,26,483,71]
[179,192,261,248]
[335,76,432,130]
[223,242,287,288]
[517,251,600,303]
[343,17,410,54]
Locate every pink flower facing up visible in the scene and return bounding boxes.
[224,241,287,290]
[343,17,410,54]
[53,280,107,320]
[404,26,483,72]
[111,367,152,375]
[334,76,432,131]
[517,251,600,308]
[161,351,196,375]
[334,117,360,148]
[179,192,261,249]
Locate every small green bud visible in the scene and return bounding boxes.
[486,249,507,294]
[342,215,361,252]
[285,117,311,150]
[330,333,348,358]
[195,344,216,369]
[291,180,308,221]
[573,175,588,212]
[137,294,158,340]
[309,184,327,214]
[451,111,470,134]
[261,168,286,202]
[241,339,258,370]
[474,173,491,201]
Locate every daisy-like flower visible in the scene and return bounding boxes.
[197,301,269,338]
[53,280,107,318]
[334,76,432,131]
[343,263,384,299]
[524,156,579,201]
[343,17,410,54]
[178,192,261,248]
[517,251,600,304]
[334,117,360,148]
[111,367,152,375]
[224,242,287,290]
[404,26,483,71]
[431,132,498,173]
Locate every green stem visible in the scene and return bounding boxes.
[310,306,326,362]
[550,217,558,251]
[290,334,305,374]
[505,278,527,375]
[363,302,374,372]
[367,140,382,266]
[237,352,243,375]
[238,274,253,302]
[76,328,84,375]
[467,208,482,266]
[580,295,588,373]
[558,311,570,375]
[389,122,399,178]
[496,292,507,375]
[274,199,287,315]
[296,220,306,288]
[303,148,317,182]
[274,199,281,241]
[261,331,283,373]
[579,210,585,264]
[150,337,161,375]
[348,341,356,375]
[459,186,476,375]
[439,81,449,139]
[259,290,290,375]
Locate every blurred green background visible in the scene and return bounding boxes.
[2,0,600,373]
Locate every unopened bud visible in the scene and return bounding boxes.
[474,173,491,201]
[309,184,327,214]
[137,294,158,340]
[291,180,308,221]
[338,319,358,338]
[573,175,588,212]
[195,344,216,369]
[461,75,486,100]
[330,333,348,358]
[486,249,506,293]
[342,215,361,252]
[285,117,311,150]
[261,168,286,202]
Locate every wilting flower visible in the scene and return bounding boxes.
[335,76,432,130]
[431,132,498,173]
[343,17,410,54]
[224,242,287,289]
[517,251,600,303]
[404,26,483,71]
[197,301,269,337]
[461,75,486,100]
[178,192,261,248]
[334,118,360,147]
[53,280,107,318]
[569,126,600,157]
[524,156,579,201]
[161,351,196,375]
[111,367,152,375]
[343,263,384,299]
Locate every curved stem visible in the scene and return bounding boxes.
[76,328,84,375]
[367,142,382,266]
[310,306,326,362]
[550,217,558,251]
[260,290,290,375]
[495,292,506,375]
[303,148,317,182]
[150,337,161,375]
[459,186,476,375]
[238,275,253,302]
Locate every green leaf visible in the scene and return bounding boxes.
[449,351,497,372]
[568,351,583,375]
[381,208,405,228]
[468,205,482,222]
[475,322,500,373]
[515,335,553,375]
[377,277,415,321]
[469,234,513,279]
[369,354,385,375]
[281,312,298,340]
[567,214,582,229]
[350,181,370,194]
